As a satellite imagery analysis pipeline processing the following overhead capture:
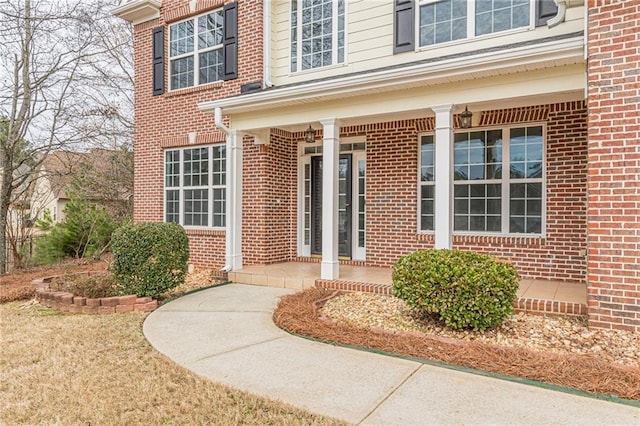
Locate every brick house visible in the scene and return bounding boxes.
[114,0,639,331]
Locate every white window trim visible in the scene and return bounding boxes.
[415,0,536,52]
[168,9,223,91]
[417,133,436,234]
[417,123,546,237]
[290,0,347,74]
[163,144,226,230]
[352,151,366,261]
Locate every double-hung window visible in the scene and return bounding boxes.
[418,0,531,47]
[419,125,544,235]
[165,145,226,228]
[169,9,224,90]
[291,0,345,72]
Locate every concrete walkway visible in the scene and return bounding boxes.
[143,284,639,425]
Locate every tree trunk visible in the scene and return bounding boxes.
[0,158,12,274]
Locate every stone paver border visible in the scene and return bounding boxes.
[32,274,158,314]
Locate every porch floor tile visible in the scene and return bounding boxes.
[519,279,587,305]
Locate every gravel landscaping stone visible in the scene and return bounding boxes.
[323,292,640,367]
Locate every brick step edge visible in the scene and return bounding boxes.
[315,280,587,317]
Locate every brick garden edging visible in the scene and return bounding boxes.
[32,275,158,314]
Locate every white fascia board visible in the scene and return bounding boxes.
[112,0,161,24]
[199,36,584,115]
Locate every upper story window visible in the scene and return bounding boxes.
[290,0,345,72]
[169,9,224,90]
[418,0,531,47]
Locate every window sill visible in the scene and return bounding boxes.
[165,81,224,98]
[289,61,348,77]
[415,25,533,54]
[416,232,544,245]
[416,232,434,242]
[184,227,225,237]
[453,233,545,246]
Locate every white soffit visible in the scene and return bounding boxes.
[199,36,584,115]
[112,0,161,24]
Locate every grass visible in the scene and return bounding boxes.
[0,301,345,425]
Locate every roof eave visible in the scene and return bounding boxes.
[112,0,161,24]
[198,36,584,116]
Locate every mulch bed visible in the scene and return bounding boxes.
[0,258,111,303]
[273,288,640,402]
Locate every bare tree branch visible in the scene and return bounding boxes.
[0,0,133,273]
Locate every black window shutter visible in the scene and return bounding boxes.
[393,0,414,54]
[223,2,238,81]
[536,0,559,27]
[152,26,165,96]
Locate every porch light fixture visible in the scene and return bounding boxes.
[304,125,316,143]
[460,106,473,129]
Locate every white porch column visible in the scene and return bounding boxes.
[227,130,243,270]
[320,118,340,279]
[432,105,453,249]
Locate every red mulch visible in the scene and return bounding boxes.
[273,288,640,402]
[0,257,111,303]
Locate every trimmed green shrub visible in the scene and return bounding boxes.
[392,249,519,331]
[110,222,189,298]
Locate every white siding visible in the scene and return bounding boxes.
[270,0,585,86]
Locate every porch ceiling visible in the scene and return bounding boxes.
[275,88,585,133]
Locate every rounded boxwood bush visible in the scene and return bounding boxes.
[111,222,189,298]
[392,249,519,331]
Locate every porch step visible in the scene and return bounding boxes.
[316,279,587,317]
[228,269,317,290]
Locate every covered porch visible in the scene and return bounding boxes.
[199,45,588,284]
[228,262,587,317]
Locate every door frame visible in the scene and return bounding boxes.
[297,136,366,261]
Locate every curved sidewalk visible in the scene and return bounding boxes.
[143,283,639,425]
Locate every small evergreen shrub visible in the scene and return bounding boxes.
[34,196,120,264]
[110,222,189,298]
[392,249,519,331]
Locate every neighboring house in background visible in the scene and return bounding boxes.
[29,150,84,225]
[29,149,133,225]
[114,0,639,332]
[3,148,132,269]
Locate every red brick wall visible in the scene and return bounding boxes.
[245,103,587,283]
[131,0,264,270]
[587,0,640,331]
[241,132,296,265]
[365,121,427,263]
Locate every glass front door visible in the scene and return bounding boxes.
[310,154,352,257]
